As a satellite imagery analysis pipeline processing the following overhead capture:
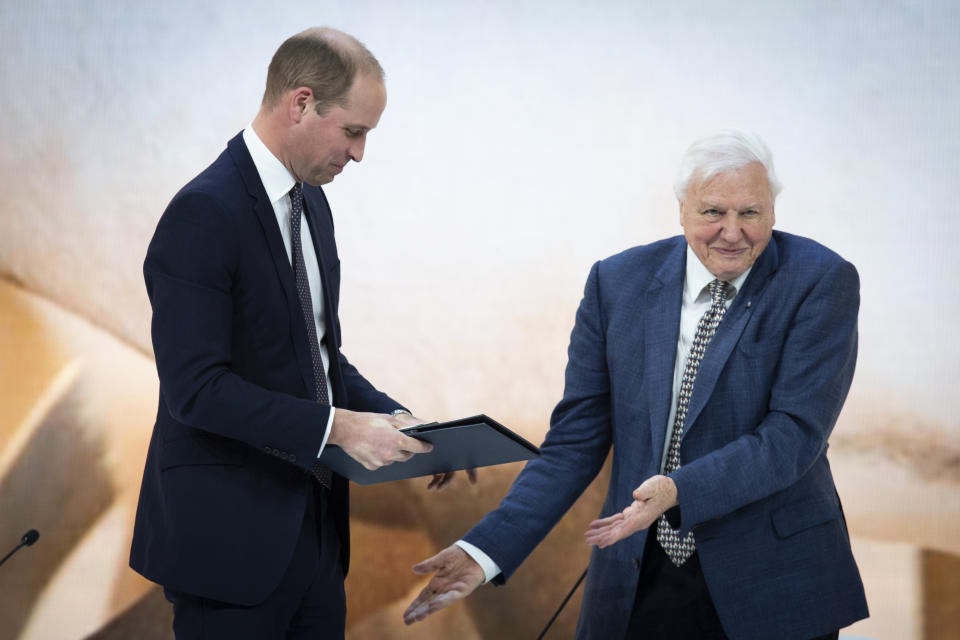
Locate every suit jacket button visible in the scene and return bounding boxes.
[289,454,297,463]
[272,448,280,456]
[263,446,271,453]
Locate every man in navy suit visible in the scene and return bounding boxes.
[129,27,457,639]
[404,130,868,639]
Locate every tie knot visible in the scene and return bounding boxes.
[709,279,730,306]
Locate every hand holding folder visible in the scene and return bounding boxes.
[318,414,540,485]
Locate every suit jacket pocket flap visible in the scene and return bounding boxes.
[159,435,247,470]
[771,494,840,538]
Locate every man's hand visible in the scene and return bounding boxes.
[389,413,479,491]
[403,545,484,625]
[327,409,432,470]
[584,475,678,548]
[426,467,478,491]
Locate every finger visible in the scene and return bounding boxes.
[595,537,615,549]
[588,513,623,529]
[404,598,436,625]
[467,467,478,484]
[584,524,616,543]
[403,585,447,623]
[434,472,454,490]
[403,587,432,621]
[585,521,618,536]
[426,472,452,491]
[404,582,471,624]
[585,527,620,549]
[584,531,609,548]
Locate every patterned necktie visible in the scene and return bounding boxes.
[289,183,332,488]
[657,278,731,566]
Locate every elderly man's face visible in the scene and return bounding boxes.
[679,162,775,282]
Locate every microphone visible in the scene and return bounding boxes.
[0,529,40,569]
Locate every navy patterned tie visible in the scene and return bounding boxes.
[290,183,332,488]
[657,278,730,566]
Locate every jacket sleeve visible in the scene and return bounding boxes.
[337,349,406,413]
[463,261,613,582]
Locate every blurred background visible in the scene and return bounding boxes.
[1,1,958,638]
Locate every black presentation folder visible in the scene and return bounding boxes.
[317,414,540,485]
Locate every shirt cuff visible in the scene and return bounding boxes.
[454,539,501,583]
[316,407,336,458]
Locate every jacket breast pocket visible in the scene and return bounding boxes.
[771,494,841,539]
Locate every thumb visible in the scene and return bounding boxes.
[411,550,447,574]
[633,482,654,501]
[403,434,434,454]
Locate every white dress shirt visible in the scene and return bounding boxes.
[243,127,335,457]
[660,247,750,471]
[457,246,752,583]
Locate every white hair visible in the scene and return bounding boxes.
[673,129,783,201]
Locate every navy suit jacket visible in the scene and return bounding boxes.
[464,231,868,639]
[130,133,402,605]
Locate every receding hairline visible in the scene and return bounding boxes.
[261,26,385,110]
[299,26,384,80]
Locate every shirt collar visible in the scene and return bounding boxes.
[684,245,752,302]
[243,126,297,206]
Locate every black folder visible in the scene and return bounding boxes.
[317,414,540,485]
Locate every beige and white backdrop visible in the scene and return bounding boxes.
[1,1,958,638]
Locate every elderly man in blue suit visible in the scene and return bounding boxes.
[128,27,468,639]
[404,130,868,639]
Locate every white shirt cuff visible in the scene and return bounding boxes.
[316,407,335,457]
[454,539,501,583]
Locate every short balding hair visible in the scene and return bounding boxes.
[673,129,782,201]
[262,27,384,115]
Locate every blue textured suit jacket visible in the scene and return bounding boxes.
[464,231,868,639]
[130,133,401,605]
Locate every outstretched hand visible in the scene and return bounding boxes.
[403,545,484,625]
[584,475,678,548]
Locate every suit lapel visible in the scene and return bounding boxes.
[682,237,781,437]
[644,241,685,458]
[227,134,317,399]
